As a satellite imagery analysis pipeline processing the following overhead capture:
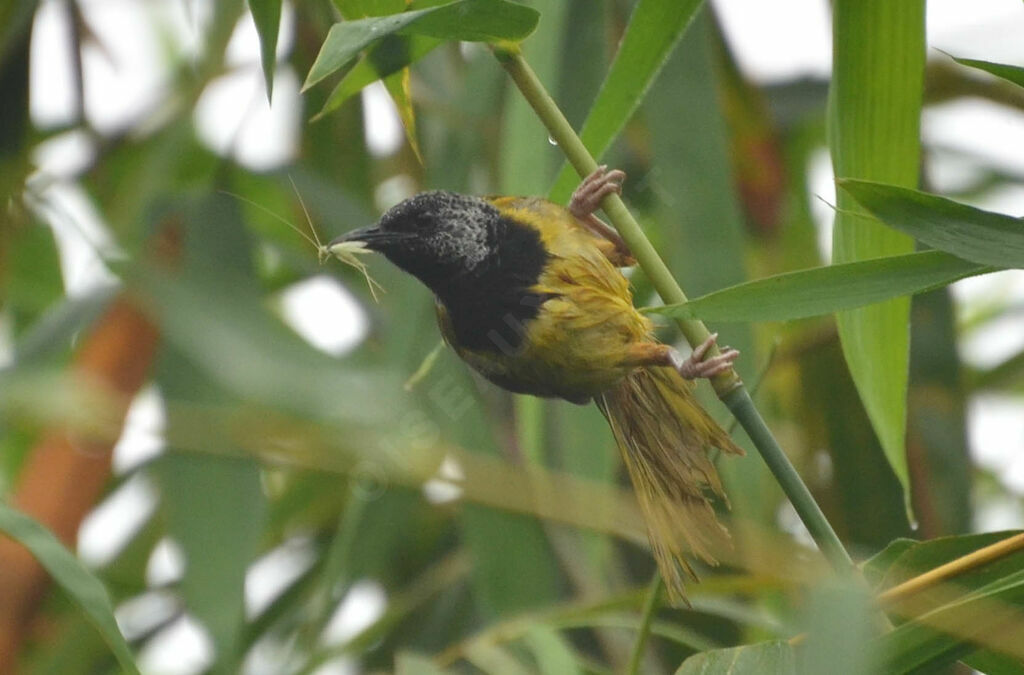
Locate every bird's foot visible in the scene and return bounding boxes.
[671,334,740,380]
[569,165,626,220]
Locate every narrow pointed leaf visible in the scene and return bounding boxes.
[866,532,1024,671]
[155,451,266,670]
[645,251,990,322]
[323,1,436,151]
[0,504,140,675]
[314,35,441,120]
[866,531,1024,601]
[548,0,704,201]
[829,0,925,509]
[303,0,538,91]
[951,56,1024,89]
[396,653,452,674]
[247,0,283,100]
[675,640,796,674]
[523,626,583,675]
[840,180,1024,268]
[382,68,422,160]
[878,568,1024,671]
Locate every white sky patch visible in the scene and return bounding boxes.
[32,129,97,179]
[30,181,119,297]
[245,537,317,618]
[190,3,299,170]
[29,0,77,127]
[226,1,295,68]
[362,81,404,157]
[776,501,815,549]
[137,615,214,675]
[927,0,1024,64]
[112,386,166,474]
[952,270,1024,369]
[422,454,465,504]
[147,537,186,587]
[974,495,1024,532]
[116,591,179,642]
[963,183,1024,218]
[193,66,301,171]
[926,148,992,196]
[78,473,158,567]
[276,276,368,356]
[806,148,835,264]
[924,99,1024,177]
[320,580,387,645]
[374,173,417,212]
[969,395,1024,494]
[713,0,832,83]
[77,0,171,133]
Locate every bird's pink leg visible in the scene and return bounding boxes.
[569,166,632,260]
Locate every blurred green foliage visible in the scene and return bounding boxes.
[3,0,1024,673]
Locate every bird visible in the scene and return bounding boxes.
[331,166,743,601]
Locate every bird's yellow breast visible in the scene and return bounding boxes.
[438,196,652,402]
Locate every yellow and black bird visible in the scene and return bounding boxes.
[332,167,743,600]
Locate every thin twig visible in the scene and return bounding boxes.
[878,532,1024,607]
[626,573,663,675]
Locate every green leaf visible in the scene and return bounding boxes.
[829,0,925,514]
[0,503,140,675]
[869,531,1024,595]
[644,251,989,322]
[523,626,583,675]
[321,0,438,156]
[465,642,534,675]
[972,348,1024,392]
[396,653,451,675]
[878,568,1024,672]
[314,35,441,122]
[675,640,796,674]
[247,0,282,100]
[951,56,1024,89]
[126,262,400,428]
[155,451,267,671]
[867,532,1024,672]
[7,221,63,319]
[500,0,571,196]
[461,503,563,616]
[548,0,704,201]
[799,579,877,675]
[963,649,1024,675]
[862,538,917,589]
[303,0,539,91]
[840,180,1024,268]
[13,287,116,365]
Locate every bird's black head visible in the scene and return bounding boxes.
[331,191,500,293]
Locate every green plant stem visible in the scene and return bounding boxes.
[495,49,855,575]
[627,573,663,675]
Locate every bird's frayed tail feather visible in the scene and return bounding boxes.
[596,366,744,604]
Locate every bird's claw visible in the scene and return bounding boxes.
[570,165,626,220]
[675,333,739,380]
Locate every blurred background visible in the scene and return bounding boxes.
[2,0,1023,672]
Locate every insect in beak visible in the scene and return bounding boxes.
[328,226,413,252]
[323,227,391,301]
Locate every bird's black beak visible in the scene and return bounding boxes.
[328,226,413,251]
[329,226,381,249]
